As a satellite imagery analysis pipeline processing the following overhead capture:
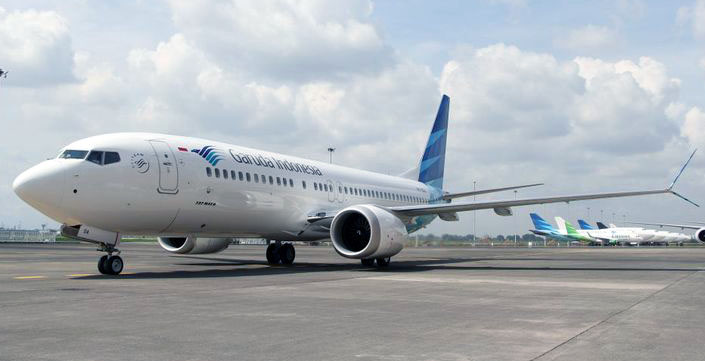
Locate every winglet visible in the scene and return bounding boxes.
[669,149,696,190]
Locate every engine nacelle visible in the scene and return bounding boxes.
[695,228,705,243]
[157,236,231,254]
[330,205,407,259]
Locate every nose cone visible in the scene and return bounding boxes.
[13,161,67,220]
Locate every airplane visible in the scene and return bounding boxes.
[626,221,702,243]
[585,220,689,245]
[529,213,575,242]
[560,217,643,245]
[12,95,698,275]
[554,217,601,244]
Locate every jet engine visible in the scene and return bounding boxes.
[695,228,705,243]
[330,205,407,259]
[157,236,231,254]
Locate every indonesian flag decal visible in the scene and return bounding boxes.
[178,147,188,152]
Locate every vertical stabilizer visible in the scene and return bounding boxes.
[596,222,609,229]
[555,217,568,234]
[418,95,449,190]
[530,213,556,231]
[578,220,594,230]
[564,220,581,236]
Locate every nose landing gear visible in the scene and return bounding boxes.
[97,244,124,275]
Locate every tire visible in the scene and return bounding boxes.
[360,259,375,267]
[98,255,108,274]
[266,243,280,264]
[106,255,123,275]
[280,243,295,265]
[376,257,391,267]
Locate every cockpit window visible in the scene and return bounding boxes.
[59,150,88,159]
[104,152,120,165]
[87,151,103,165]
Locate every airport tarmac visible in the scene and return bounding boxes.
[1,243,705,361]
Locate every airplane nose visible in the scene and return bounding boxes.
[13,161,66,215]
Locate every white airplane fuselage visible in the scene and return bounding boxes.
[13,133,441,240]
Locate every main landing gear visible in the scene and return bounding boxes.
[361,257,391,268]
[266,241,295,265]
[97,244,124,275]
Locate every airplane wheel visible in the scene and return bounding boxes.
[106,255,123,275]
[280,243,295,265]
[361,259,375,267]
[98,255,109,274]
[266,243,280,264]
[376,257,391,267]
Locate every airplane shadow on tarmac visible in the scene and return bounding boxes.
[74,255,704,279]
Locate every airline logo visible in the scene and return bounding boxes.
[191,146,224,166]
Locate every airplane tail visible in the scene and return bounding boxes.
[417,95,449,190]
[555,216,568,233]
[530,213,556,231]
[564,220,581,236]
[578,220,594,230]
[596,222,609,229]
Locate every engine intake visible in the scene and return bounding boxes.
[696,228,705,243]
[158,236,231,254]
[330,205,406,259]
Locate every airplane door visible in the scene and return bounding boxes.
[336,181,344,203]
[149,140,179,194]
[327,180,335,202]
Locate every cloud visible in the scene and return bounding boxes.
[681,107,705,150]
[0,7,76,86]
[677,0,705,39]
[165,0,393,82]
[439,44,682,170]
[554,25,618,51]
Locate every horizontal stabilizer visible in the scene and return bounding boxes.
[626,221,701,230]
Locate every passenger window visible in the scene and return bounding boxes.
[246,173,251,182]
[231,170,236,180]
[344,187,348,194]
[324,184,329,192]
[254,174,259,183]
[339,186,342,193]
[206,167,212,177]
[277,177,281,185]
[87,151,103,165]
[215,168,220,178]
[269,176,274,184]
[314,183,318,191]
[239,172,244,181]
[262,175,266,184]
[289,179,294,187]
[104,152,120,165]
[223,169,228,179]
[302,180,307,189]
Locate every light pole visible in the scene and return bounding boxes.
[327,147,335,164]
[587,207,591,220]
[514,190,518,246]
[600,209,604,222]
[612,212,616,224]
[473,180,477,245]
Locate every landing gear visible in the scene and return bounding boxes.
[376,257,391,267]
[266,241,295,265]
[97,244,123,275]
[361,257,391,267]
[361,259,375,267]
[280,243,295,265]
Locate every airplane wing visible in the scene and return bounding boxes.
[625,222,701,230]
[389,188,684,217]
[442,183,544,200]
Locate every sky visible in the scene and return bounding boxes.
[1,0,704,237]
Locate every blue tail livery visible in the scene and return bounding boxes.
[530,213,557,232]
[418,95,449,191]
[577,220,595,230]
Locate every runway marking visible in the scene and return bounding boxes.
[67,274,93,277]
[14,275,46,279]
[362,275,665,290]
